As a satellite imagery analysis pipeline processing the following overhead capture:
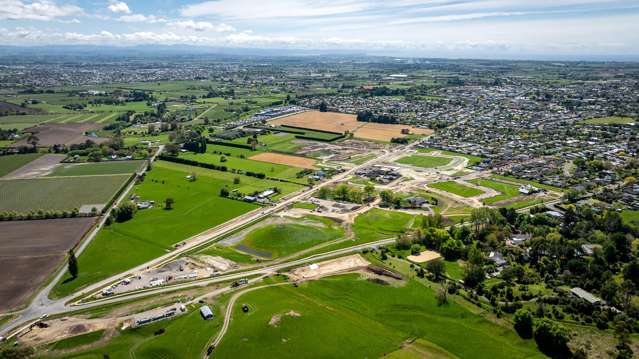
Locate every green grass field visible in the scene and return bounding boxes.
[214,275,543,359]
[582,116,635,125]
[396,155,452,168]
[490,175,563,192]
[47,161,145,177]
[49,330,105,350]
[180,152,302,180]
[429,181,484,198]
[234,217,344,259]
[0,175,130,212]
[418,148,483,167]
[353,208,414,243]
[621,210,639,226]
[52,161,303,297]
[469,178,520,204]
[0,153,42,177]
[0,112,120,130]
[290,201,318,210]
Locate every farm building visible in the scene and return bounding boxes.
[200,305,214,320]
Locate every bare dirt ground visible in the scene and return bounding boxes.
[288,254,370,281]
[2,154,66,179]
[0,217,95,312]
[270,111,361,133]
[354,123,433,142]
[11,123,109,147]
[248,152,317,169]
[407,250,442,263]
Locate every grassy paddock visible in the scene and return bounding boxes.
[429,181,484,198]
[582,116,635,125]
[0,153,43,177]
[47,161,145,177]
[396,155,452,169]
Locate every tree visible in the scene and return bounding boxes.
[27,133,39,150]
[364,183,375,201]
[513,309,534,338]
[113,201,136,222]
[379,190,395,207]
[440,238,464,260]
[623,260,639,287]
[463,263,485,288]
[436,285,448,306]
[164,198,174,210]
[318,101,328,112]
[233,177,241,185]
[426,258,445,281]
[219,187,230,197]
[68,249,78,279]
[533,319,570,356]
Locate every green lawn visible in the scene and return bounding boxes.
[621,210,639,226]
[443,260,465,281]
[490,175,563,192]
[418,148,483,167]
[47,161,145,177]
[49,330,105,350]
[234,217,344,259]
[396,155,452,169]
[429,181,484,198]
[0,153,42,177]
[214,275,544,359]
[469,178,520,205]
[0,175,130,212]
[180,152,303,181]
[197,244,257,264]
[353,208,414,243]
[53,161,301,297]
[123,133,171,147]
[290,201,318,210]
[582,116,635,125]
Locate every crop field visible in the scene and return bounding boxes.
[0,153,43,177]
[0,218,95,311]
[429,181,484,198]
[353,122,432,142]
[396,155,452,168]
[233,217,344,259]
[469,178,521,204]
[180,152,304,180]
[52,161,304,297]
[0,112,120,130]
[0,175,130,212]
[248,152,316,170]
[228,133,302,153]
[582,116,636,125]
[47,160,145,177]
[418,148,483,167]
[214,275,543,358]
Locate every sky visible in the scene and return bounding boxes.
[1,0,639,59]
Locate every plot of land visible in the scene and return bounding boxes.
[396,155,452,169]
[213,275,543,358]
[0,175,130,212]
[0,153,43,177]
[429,181,484,198]
[418,148,483,167]
[10,123,109,147]
[0,217,95,311]
[269,111,431,142]
[2,154,65,179]
[52,161,304,297]
[47,160,145,177]
[288,254,369,281]
[469,178,521,204]
[248,152,316,170]
[407,250,442,263]
[582,116,635,125]
[180,152,304,180]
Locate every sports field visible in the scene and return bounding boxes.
[233,217,344,259]
[52,161,304,297]
[0,153,43,177]
[582,116,635,125]
[429,181,484,198]
[47,161,145,177]
[396,155,452,168]
[0,175,130,212]
[214,275,543,358]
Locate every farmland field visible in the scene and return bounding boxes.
[47,161,145,177]
[52,160,304,297]
[429,181,484,198]
[180,152,304,181]
[491,174,563,192]
[0,153,43,177]
[0,175,130,212]
[248,152,316,170]
[396,155,452,168]
[0,112,120,130]
[233,217,344,258]
[0,218,95,311]
[213,275,543,359]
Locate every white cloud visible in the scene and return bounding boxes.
[180,0,368,19]
[170,20,236,32]
[107,0,130,14]
[0,0,83,21]
[118,14,165,23]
